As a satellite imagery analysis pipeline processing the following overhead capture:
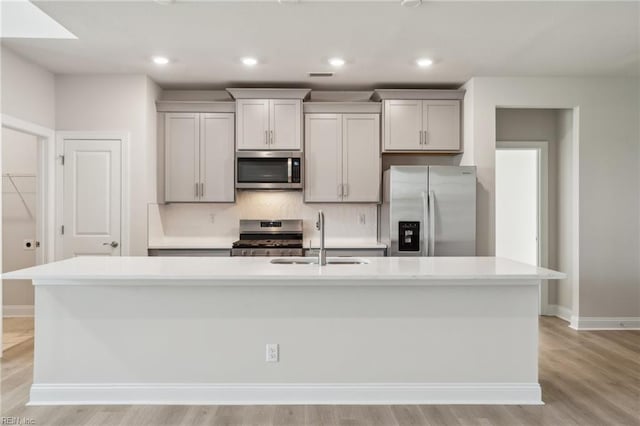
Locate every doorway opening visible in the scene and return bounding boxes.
[1,115,55,356]
[496,142,548,313]
[1,127,40,351]
[495,107,577,321]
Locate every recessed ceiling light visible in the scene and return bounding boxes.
[328,57,345,67]
[416,58,433,68]
[152,56,170,65]
[401,0,423,7]
[242,57,258,66]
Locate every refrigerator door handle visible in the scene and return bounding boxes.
[428,190,436,256]
[421,191,429,256]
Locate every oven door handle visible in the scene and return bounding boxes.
[287,158,292,183]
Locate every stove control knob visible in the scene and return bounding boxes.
[242,250,248,256]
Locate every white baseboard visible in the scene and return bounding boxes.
[28,382,543,406]
[3,304,34,317]
[547,304,572,323]
[569,316,640,330]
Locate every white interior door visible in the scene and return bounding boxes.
[496,148,539,266]
[62,139,121,258]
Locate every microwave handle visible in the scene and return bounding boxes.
[287,158,292,183]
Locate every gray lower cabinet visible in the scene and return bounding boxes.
[304,248,386,257]
[148,249,230,257]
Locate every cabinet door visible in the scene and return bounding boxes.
[165,113,200,202]
[236,99,269,150]
[304,114,342,202]
[200,113,235,202]
[383,100,423,151]
[422,100,460,151]
[270,99,302,150]
[342,114,380,202]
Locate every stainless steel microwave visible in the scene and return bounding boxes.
[236,151,303,190]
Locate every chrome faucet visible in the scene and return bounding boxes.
[315,210,327,265]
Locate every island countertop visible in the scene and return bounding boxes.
[4,256,565,284]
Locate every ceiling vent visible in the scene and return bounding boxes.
[308,72,334,78]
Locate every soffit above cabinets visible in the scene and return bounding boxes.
[308,91,374,102]
[161,90,233,102]
[226,88,311,100]
[372,89,465,101]
[155,101,235,113]
[303,102,381,114]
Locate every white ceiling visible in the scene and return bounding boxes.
[0,0,76,39]
[2,0,638,89]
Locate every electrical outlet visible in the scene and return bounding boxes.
[23,239,36,251]
[265,343,279,362]
[358,213,366,225]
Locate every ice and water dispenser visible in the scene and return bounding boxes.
[398,221,420,252]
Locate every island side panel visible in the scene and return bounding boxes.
[32,279,540,403]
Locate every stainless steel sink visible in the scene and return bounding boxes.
[270,257,369,265]
[270,258,318,265]
[327,258,370,265]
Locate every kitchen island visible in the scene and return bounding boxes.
[5,256,564,406]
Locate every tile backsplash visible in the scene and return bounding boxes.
[148,191,378,248]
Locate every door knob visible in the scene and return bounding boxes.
[103,241,119,248]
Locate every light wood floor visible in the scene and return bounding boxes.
[2,317,34,352]
[1,317,639,426]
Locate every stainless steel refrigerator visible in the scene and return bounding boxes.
[380,166,476,256]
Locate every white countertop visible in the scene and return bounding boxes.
[4,256,565,284]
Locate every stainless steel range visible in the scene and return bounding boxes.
[231,219,304,257]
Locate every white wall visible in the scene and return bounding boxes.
[0,46,55,129]
[557,110,576,313]
[2,127,37,312]
[55,75,160,256]
[464,77,639,319]
[149,192,378,249]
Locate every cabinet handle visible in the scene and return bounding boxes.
[195,182,199,198]
[419,130,422,145]
[424,130,429,145]
[270,130,274,145]
[200,182,204,198]
[265,130,268,145]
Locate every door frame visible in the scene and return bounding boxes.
[55,131,131,260]
[1,114,56,266]
[1,114,55,355]
[496,140,550,315]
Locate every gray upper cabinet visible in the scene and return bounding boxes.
[305,113,380,203]
[236,99,302,151]
[164,112,234,203]
[382,99,461,152]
